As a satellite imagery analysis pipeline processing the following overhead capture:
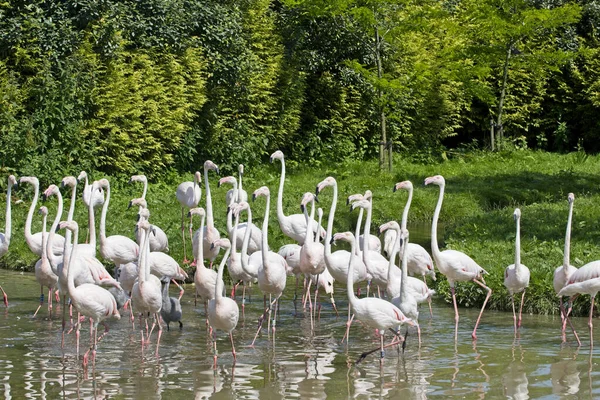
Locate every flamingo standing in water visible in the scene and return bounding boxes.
[332,231,413,363]
[192,161,220,267]
[425,175,491,340]
[504,208,530,333]
[33,206,58,318]
[0,175,17,307]
[175,171,201,264]
[208,238,239,367]
[57,220,120,368]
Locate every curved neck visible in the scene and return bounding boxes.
[261,194,271,269]
[515,216,521,267]
[65,184,77,245]
[49,190,64,248]
[363,201,373,252]
[25,181,39,241]
[204,167,214,228]
[430,183,445,268]
[324,183,337,257]
[41,213,47,262]
[231,212,239,258]
[66,226,79,295]
[238,172,243,201]
[564,200,573,270]
[142,181,148,200]
[88,191,96,250]
[215,245,232,299]
[46,206,63,270]
[347,237,357,307]
[355,208,363,256]
[5,180,12,241]
[401,186,413,231]
[240,207,252,273]
[99,182,111,244]
[399,232,408,301]
[195,213,206,269]
[276,158,286,222]
[138,227,149,284]
[304,200,315,245]
[387,228,400,288]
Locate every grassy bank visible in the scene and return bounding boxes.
[1,149,600,316]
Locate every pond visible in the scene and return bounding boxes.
[0,267,598,399]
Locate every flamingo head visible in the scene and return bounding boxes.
[232,201,249,218]
[38,206,48,216]
[568,192,575,204]
[128,197,147,210]
[300,192,315,213]
[7,175,17,188]
[317,207,323,219]
[252,186,269,201]
[399,228,409,247]
[204,160,219,174]
[331,231,354,245]
[346,193,364,206]
[218,176,236,188]
[379,220,400,235]
[129,174,147,184]
[363,190,373,201]
[238,164,245,175]
[57,220,78,233]
[42,184,59,201]
[211,238,230,250]
[424,175,445,186]
[187,207,205,219]
[194,171,202,183]
[270,150,284,163]
[96,178,110,189]
[19,176,39,187]
[393,180,413,192]
[513,208,521,221]
[138,208,150,222]
[316,177,336,196]
[77,171,87,182]
[350,199,370,212]
[61,176,77,188]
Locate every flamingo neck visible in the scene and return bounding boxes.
[215,246,232,299]
[430,183,445,273]
[399,231,408,301]
[24,181,39,242]
[231,213,240,259]
[355,208,364,256]
[195,214,206,270]
[99,182,111,244]
[563,200,573,274]
[238,172,243,201]
[276,157,286,222]
[142,181,147,201]
[88,190,96,250]
[261,194,271,271]
[361,203,372,262]
[401,187,413,231]
[515,215,521,268]
[387,227,400,291]
[346,237,358,308]
[41,213,47,262]
[5,179,12,242]
[324,182,337,258]
[303,200,315,247]
[205,167,214,229]
[240,207,253,273]
[66,226,79,296]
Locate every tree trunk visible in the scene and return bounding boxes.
[496,44,512,149]
[375,26,388,171]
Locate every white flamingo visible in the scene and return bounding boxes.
[57,220,120,368]
[131,220,163,351]
[270,150,324,244]
[192,160,221,266]
[20,176,64,257]
[425,175,491,340]
[393,181,436,281]
[333,231,413,363]
[96,179,140,265]
[0,175,17,258]
[358,191,381,254]
[504,208,531,333]
[226,204,255,313]
[129,197,169,253]
[208,238,239,367]
[554,193,579,341]
[59,177,97,258]
[32,206,58,318]
[250,186,288,347]
[220,176,262,253]
[78,171,104,209]
[175,171,201,264]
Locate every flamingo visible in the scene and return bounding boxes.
[129,198,169,253]
[175,171,201,264]
[32,206,58,318]
[504,208,531,333]
[236,164,248,203]
[59,177,97,258]
[0,175,17,258]
[96,179,140,265]
[208,238,239,367]
[425,175,491,340]
[270,150,324,244]
[189,207,221,321]
[192,160,221,267]
[554,193,579,340]
[226,203,255,313]
[250,186,288,347]
[332,231,413,363]
[131,220,163,351]
[78,171,104,209]
[57,220,120,368]
[20,176,65,257]
[358,191,381,254]
[220,176,262,253]
[393,181,436,282]
[161,279,183,331]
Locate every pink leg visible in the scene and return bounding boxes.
[33,286,43,318]
[330,293,339,317]
[230,332,237,361]
[48,287,53,315]
[250,296,278,347]
[511,295,517,334]
[341,306,354,344]
[213,332,218,369]
[517,289,526,328]
[589,295,596,348]
[471,279,492,340]
[155,313,163,356]
[450,286,459,323]
[172,279,184,301]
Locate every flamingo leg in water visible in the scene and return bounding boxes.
[450,286,459,323]
[511,295,517,334]
[230,332,237,361]
[517,289,526,329]
[250,295,279,347]
[589,294,596,349]
[171,279,185,301]
[471,279,492,340]
[33,287,44,318]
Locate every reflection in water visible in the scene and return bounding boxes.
[3,269,600,398]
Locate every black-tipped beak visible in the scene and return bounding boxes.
[55,225,61,233]
[151,227,157,236]
[315,186,320,196]
[252,193,257,202]
[393,185,397,192]
[270,156,274,163]
[187,211,192,218]
[300,204,305,213]
[136,214,141,222]
[217,181,222,188]
[42,193,48,202]
[13,183,18,191]
[128,201,133,209]
[210,242,216,250]
[128,178,134,184]
[134,225,139,235]
[330,237,335,245]
[314,196,319,203]
[399,238,404,247]
[215,167,220,175]
[60,181,65,188]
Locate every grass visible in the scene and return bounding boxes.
[2,149,600,316]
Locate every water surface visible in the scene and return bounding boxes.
[0,269,598,399]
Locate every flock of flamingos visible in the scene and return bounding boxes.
[0,150,598,370]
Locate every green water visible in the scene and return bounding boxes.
[0,267,598,399]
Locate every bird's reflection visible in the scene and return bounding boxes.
[502,341,529,399]
[551,348,581,396]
